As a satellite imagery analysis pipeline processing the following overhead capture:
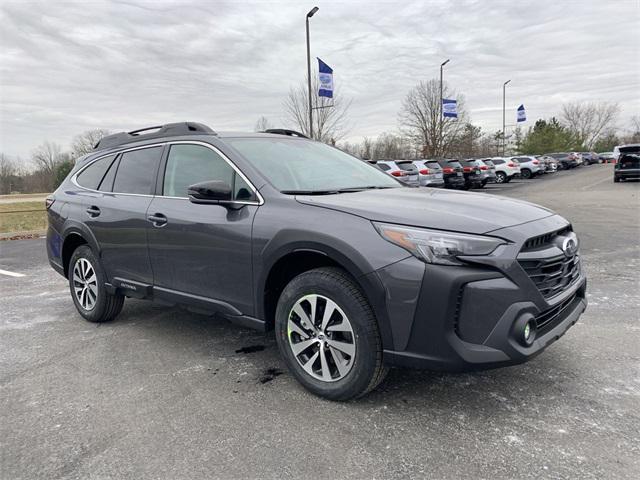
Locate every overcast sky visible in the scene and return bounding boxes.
[1,0,638,160]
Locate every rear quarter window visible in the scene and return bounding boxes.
[112,146,163,195]
[76,155,116,190]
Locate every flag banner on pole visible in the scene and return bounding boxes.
[442,99,457,118]
[318,58,333,98]
[517,104,526,122]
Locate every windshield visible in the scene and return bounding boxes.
[227,137,400,192]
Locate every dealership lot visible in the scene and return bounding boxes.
[1,165,638,479]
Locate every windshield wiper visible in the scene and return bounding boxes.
[334,186,397,192]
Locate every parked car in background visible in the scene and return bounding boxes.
[412,159,445,188]
[457,159,484,189]
[375,160,420,186]
[572,152,584,166]
[467,159,497,186]
[509,156,543,179]
[579,152,599,165]
[435,158,465,189]
[613,144,640,182]
[598,152,615,163]
[537,155,559,173]
[547,153,578,170]
[491,157,520,183]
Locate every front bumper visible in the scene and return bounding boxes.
[372,217,587,371]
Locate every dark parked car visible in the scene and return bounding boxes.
[579,152,599,165]
[613,145,640,182]
[434,158,465,189]
[46,122,587,400]
[458,159,484,189]
[547,153,578,170]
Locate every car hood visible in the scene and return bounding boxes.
[296,187,555,234]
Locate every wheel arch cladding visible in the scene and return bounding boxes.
[62,232,88,278]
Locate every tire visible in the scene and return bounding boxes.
[275,267,387,401]
[495,171,507,184]
[614,176,620,183]
[521,168,532,179]
[68,245,124,323]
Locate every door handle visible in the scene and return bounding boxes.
[86,205,101,217]
[147,213,168,227]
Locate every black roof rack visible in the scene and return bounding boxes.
[263,128,309,138]
[94,122,216,151]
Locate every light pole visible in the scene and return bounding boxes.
[502,79,511,156]
[306,6,319,139]
[439,59,450,155]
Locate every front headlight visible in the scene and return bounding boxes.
[374,222,507,266]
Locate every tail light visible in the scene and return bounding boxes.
[45,196,55,210]
[480,165,488,170]
[533,160,539,165]
[443,167,454,174]
[507,162,515,167]
[391,171,406,177]
[419,169,431,175]
[463,166,472,173]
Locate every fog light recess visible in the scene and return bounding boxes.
[522,320,536,346]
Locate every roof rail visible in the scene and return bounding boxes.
[263,128,309,138]
[94,122,216,151]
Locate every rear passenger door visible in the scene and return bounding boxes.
[81,145,163,286]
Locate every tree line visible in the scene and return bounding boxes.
[2,78,638,195]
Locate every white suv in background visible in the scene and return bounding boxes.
[375,160,420,186]
[509,156,543,179]
[490,157,521,183]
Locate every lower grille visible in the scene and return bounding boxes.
[519,254,581,299]
[534,292,579,332]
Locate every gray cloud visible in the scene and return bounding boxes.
[1,0,638,159]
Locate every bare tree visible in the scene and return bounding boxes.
[32,142,64,176]
[71,129,111,158]
[399,79,467,157]
[283,76,351,142]
[254,116,274,132]
[560,102,619,149]
[0,153,17,194]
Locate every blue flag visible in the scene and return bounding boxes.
[318,58,333,98]
[517,104,526,122]
[442,99,457,118]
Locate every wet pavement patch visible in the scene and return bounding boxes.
[235,345,265,354]
[259,368,284,384]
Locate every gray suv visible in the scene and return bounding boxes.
[46,122,588,400]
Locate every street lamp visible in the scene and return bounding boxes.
[503,79,511,156]
[439,59,450,156]
[306,6,319,139]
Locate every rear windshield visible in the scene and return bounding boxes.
[620,154,640,168]
[425,161,442,169]
[447,161,462,168]
[483,160,494,166]
[397,162,416,171]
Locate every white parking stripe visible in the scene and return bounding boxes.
[0,269,26,278]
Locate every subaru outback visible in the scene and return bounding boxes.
[46,122,587,400]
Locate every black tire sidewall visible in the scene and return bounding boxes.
[68,245,111,322]
[275,268,381,400]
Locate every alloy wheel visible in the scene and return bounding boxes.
[72,258,98,311]
[287,294,356,382]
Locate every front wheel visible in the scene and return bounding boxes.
[275,267,387,401]
[69,245,124,323]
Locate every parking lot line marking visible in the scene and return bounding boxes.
[0,269,25,278]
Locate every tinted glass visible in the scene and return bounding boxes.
[76,155,116,189]
[484,160,495,166]
[397,162,416,171]
[98,156,119,192]
[447,161,463,168]
[164,144,234,197]
[492,159,504,165]
[425,161,441,170]
[378,163,391,171]
[112,147,162,194]
[227,138,399,191]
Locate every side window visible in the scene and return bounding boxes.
[493,159,504,165]
[113,147,163,194]
[76,155,116,190]
[163,144,255,201]
[378,163,390,171]
[98,156,119,192]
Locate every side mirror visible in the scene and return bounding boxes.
[188,180,232,204]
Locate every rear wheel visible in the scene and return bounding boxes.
[495,172,507,184]
[521,168,532,179]
[69,245,124,323]
[614,176,620,183]
[275,267,387,401]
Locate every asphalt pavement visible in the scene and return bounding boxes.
[1,164,639,479]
